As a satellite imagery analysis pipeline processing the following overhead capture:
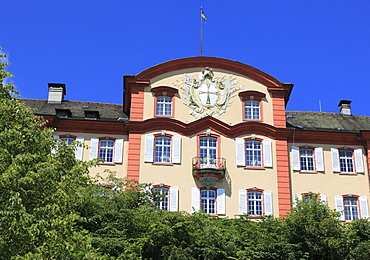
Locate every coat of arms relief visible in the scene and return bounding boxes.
[173,68,244,119]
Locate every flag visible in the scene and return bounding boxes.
[201,10,207,21]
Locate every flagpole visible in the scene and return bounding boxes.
[200,6,203,57]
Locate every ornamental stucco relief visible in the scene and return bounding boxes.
[173,68,244,119]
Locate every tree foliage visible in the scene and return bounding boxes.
[1,48,370,259]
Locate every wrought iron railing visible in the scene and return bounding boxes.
[192,157,226,171]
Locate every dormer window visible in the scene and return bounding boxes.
[84,111,100,120]
[151,86,178,117]
[56,109,71,118]
[239,91,266,121]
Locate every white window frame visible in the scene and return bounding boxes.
[156,96,172,116]
[247,191,263,216]
[292,146,324,172]
[343,197,359,221]
[89,138,124,164]
[201,189,216,214]
[331,148,364,174]
[144,134,181,164]
[191,188,225,215]
[239,189,273,216]
[236,138,272,168]
[244,100,260,120]
[199,137,218,168]
[153,187,169,210]
[300,148,315,172]
[245,140,262,167]
[154,136,171,163]
[339,150,354,173]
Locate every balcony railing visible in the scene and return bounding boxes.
[192,157,226,175]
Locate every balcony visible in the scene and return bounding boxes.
[192,157,226,177]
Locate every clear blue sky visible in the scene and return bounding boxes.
[1,1,370,116]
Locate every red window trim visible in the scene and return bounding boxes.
[197,133,221,158]
[97,137,116,165]
[298,146,318,173]
[152,184,171,189]
[152,134,173,165]
[151,86,178,97]
[246,188,265,217]
[239,91,266,102]
[244,138,264,169]
[154,95,175,117]
[337,147,356,175]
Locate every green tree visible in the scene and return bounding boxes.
[0,48,99,259]
[283,196,349,259]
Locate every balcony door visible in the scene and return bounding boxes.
[199,137,217,168]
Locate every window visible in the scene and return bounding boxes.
[144,134,181,164]
[154,136,171,163]
[151,86,178,117]
[291,146,324,172]
[300,149,315,171]
[239,189,273,216]
[238,91,265,121]
[199,136,218,168]
[244,100,260,120]
[99,140,114,163]
[156,96,172,116]
[331,147,364,174]
[85,111,99,119]
[339,150,354,173]
[153,187,169,210]
[191,187,225,215]
[294,193,327,205]
[201,190,216,214]
[343,197,359,221]
[56,109,71,118]
[335,195,369,221]
[236,138,272,168]
[245,140,262,167]
[53,135,85,160]
[89,137,124,164]
[247,191,263,215]
[61,137,74,146]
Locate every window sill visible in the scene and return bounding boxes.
[98,162,115,165]
[245,166,264,170]
[299,171,318,174]
[243,118,262,122]
[153,162,173,166]
[154,115,173,118]
[339,172,358,175]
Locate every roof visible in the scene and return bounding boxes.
[18,99,128,121]
[286,111,370,132]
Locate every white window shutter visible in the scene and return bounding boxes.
[315,147,324,172]
[51,135,60,154]
[89,138,99,160]
[294,193,302,206]
[354,149,364,173]
[335,195,345,221]
[264,190,273,216]
[263,139,273,167]
[172,135,181,164]
[191,187,200,213]
[169,186,179,212]
[217,188,226,215]
[360,196,369,219]
[331,148,340,172]
[236,138,245,166]
[238,189,247,215]
[75,137,84,161]
[319,195,327,204]
[144,134,154,162]
[292,146,300,171]
[113,139,124,163]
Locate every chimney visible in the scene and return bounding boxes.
[47,83,66,103]
[338,100,352,116]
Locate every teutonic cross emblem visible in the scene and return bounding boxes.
[174,68,243,119]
